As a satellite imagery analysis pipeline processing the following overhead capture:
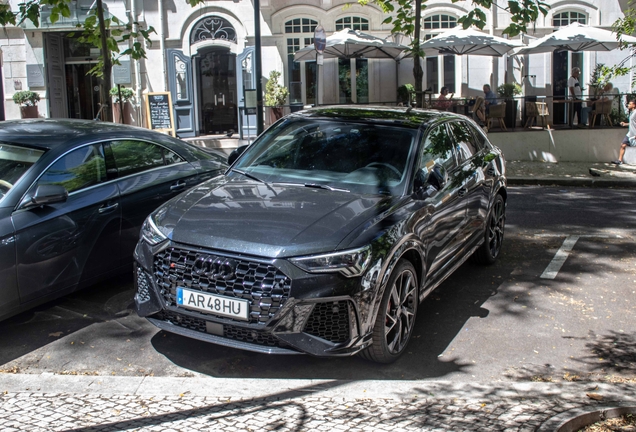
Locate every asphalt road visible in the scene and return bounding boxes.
[1,185,635,384]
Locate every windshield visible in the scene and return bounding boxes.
[0,143,45,203]
[233,118,417,195]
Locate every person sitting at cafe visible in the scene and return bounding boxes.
[434,86,455,111]
[581,82,613,126]
[473,84,499,124]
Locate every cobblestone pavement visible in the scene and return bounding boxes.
[1,375,635,431]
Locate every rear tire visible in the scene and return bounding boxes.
[473,194,505,265]
[360,259,418,364]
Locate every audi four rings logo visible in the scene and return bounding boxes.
[192,256,237,280]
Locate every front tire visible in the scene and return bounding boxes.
[360,259,418,364]
[473,194,505,265]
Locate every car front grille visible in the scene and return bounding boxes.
[136,267,151,302]
[153,247,292,324]
[303,301,350,344]
[154,310,285,348]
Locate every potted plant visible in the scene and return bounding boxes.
[497,83,522,129]
[13,90,40,119]
[110,87,135,124]
[397,84,415,106]
[265,70,289,120]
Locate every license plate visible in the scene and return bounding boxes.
[176,287,250,321]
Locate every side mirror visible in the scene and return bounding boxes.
[228,144,248,165]
[22,184,68,209]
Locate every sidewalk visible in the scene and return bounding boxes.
[1,374,635,431]
[506,160,636,187]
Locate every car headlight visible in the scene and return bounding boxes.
[290,246,372,278]
[140,215,168,245]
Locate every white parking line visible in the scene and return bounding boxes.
[536,234,623,280]
[540,235,580,279]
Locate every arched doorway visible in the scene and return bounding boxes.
[167,15,239,137]
[196,47,238,135]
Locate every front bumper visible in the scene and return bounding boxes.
[134,241,376,357]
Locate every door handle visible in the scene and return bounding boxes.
[170,181,187,191]
[98,202,119,214]
[458,187,468,198]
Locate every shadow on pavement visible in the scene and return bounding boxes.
[0,274,136,367]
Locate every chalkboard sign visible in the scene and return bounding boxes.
[145,92,175,136]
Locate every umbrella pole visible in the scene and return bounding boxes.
[316,52,319,106]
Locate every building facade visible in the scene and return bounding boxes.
[0,0,630,136]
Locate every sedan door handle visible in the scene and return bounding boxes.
[457,187,468,198]
[98,202,119,214]
[170,181,187,191]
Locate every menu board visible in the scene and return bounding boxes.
[145,92,175,136]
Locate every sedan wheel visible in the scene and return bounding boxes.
[360,259,418,363]
[473,194,506,265]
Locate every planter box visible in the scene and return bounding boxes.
[113,102,134,124]
[20,106,38,119]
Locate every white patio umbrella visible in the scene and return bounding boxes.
[293,28,409,62]
[420,27,523,57]
[514,22,636,55]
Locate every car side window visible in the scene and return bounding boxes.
[448,122,478,162]
[109,140,184,177]
[37,144,106,193]
[420,124,455,172]
[468,123,488,150]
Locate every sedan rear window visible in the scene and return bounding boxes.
[0,143,45,202]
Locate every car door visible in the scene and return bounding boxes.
[12,143,121,304]
[413,123,465,281]
[107,139,202,265]
[0,208,19,318]
[447,121,485,246]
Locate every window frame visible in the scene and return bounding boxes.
[106,139,186,179]
[285,18,318,104]
[20,139,189,206]
[335,16,370,31]
[35,143,108,195]
[552,11,587,27]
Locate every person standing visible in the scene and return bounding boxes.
[612,99,636,165]
[568,67,585,127]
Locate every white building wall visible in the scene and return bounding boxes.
[0,0,632,128]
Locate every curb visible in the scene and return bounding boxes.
[1,374,636,401]
[507,176,636,188]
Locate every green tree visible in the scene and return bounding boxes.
[0,0,155,122]
[357,0,549,106]
[597,1,636,87]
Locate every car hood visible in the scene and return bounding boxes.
[157,177,392,258]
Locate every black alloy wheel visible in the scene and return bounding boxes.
[361,259,418,363]
[473,194,506,265]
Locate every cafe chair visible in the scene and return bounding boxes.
[590,100,613,128]
[524,101,549,129]
[486,102,507,131]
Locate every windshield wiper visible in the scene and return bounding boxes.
[304,183,350,193]
[229,168,266,184]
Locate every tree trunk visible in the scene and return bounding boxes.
[96,0,113,122]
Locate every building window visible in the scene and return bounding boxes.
[286,20,317,104]
[335,16,369,31]
[285,18,318,34]
[425,55,455,95]
[423,14,457,30]
[553,11,586,27]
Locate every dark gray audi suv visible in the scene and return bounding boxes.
[134,106,506,363]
